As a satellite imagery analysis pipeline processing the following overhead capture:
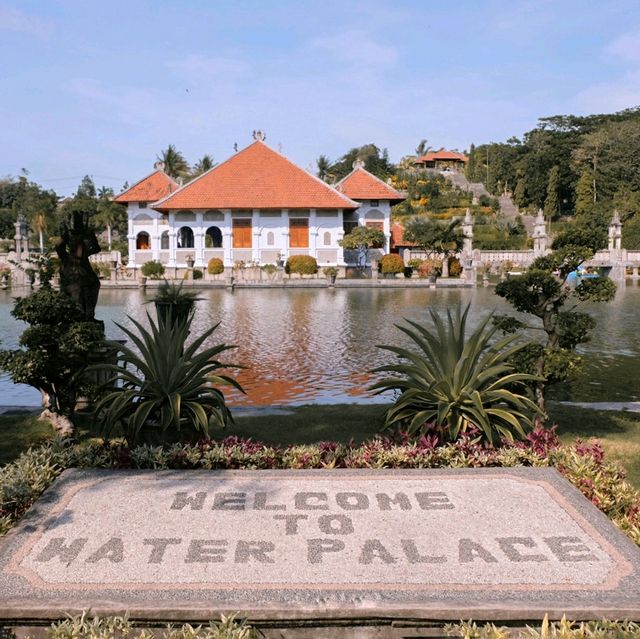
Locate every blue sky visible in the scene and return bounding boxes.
[1,0,639,195]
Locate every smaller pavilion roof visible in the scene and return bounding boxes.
[114,170,179,203]
[415,150,468,164]
[335,166,405,203]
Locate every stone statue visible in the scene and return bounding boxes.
[56,211,102,323]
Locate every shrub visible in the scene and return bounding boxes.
[207,257,224,275]
[261,263,277,275]
[380,253,404,274]
[448,257,462,277]
[370,304,540,444]
[92,312,242,446]
[285,255,318,275]
[91,262,111,279]
[408,258,422,269]
[418,258,442,278]
[140,260,165,279]
[192,268,203,280]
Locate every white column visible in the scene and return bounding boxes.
[223,210,233,267]
[127,212,136,266]
[282,231,290,261]
[383,203,391,254]
[252,209,261,263]
[310,208,317,259]
[151,217,160,261]
[167,213,177,266]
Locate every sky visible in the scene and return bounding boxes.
[1,0,640,195]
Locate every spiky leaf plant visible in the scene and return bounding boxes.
[370,305,540,444]
[93,313,242,446]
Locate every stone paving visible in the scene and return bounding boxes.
[0,468,638,623]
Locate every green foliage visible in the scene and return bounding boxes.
[403,217,463,258]
[91,262,111,279]
[0,288,104,415]
[261,263,277,275]
[93,313,242,446]
[543,165,560,219]
[207,257,224,275]
[285,254,318,275]
[157,144,190,179]
[391,172,470,217]
[327,143,392,181]
[338,225,385,270]
[370,306,539,444]
[192,268,203,280]
[380,253,404,274]
[322,266,339,277]
[190,154,216,179]
[141,260,165,279]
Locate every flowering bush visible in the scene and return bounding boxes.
[1,428,638,545]
[207,257,224,275]
[380,253,404,274]
[285,255,318,275]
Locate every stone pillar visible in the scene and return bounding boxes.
[223,211,233,267]
[167,229,177,267]
[151,217,160,262]
[532,209,547,256]
[282,231,290,262]
[336,228,345,266]
[14,216,27,262]
[309,209,318,260]
[608,210,622,251]
[127,215,136,269]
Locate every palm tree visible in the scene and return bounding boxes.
[316,155,331,181]
[191,154,216,179]
[157,145,190,180]
[95,187,119,250]
[33,212,46,253]
[415,139,431,157]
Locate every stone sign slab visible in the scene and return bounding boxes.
[0,468,638,623]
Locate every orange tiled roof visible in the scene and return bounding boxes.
[336,166,404,203]
[390,221,416,248]
[153,141,359,211]
[114,170,178,203]
[415,150,468,163]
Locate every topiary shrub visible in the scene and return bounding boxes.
[285,255,318,275]
[380,253,404,274]
[192,268,203,280]
[140,260,165,279]
[207,257,224,275]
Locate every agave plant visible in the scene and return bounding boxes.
[369,305,540,444]
[93,313,242,446]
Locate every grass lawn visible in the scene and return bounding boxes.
[1,402,639,488]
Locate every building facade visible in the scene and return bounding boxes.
[115,139,404,269]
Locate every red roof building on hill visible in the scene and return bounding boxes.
[414,150,468,170]
[114,167,178,203]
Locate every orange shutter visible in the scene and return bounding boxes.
[233,219,252,248]
[290,219,309,248]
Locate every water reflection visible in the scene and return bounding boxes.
[1,286,639,407]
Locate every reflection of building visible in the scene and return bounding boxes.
[116,136,404,269]
[414,150,468,171]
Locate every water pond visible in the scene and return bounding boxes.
[1,284,639,408]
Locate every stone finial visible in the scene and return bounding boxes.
[536,208,545,224]
[464,207,473,225]
[154,161,166,172]
[253,130,266,141]
[472,194,479,206]
[352,159,365,169]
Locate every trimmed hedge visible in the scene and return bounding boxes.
[207,257,224,275]
[380,253,404,274]
[285,255,318,275]
[140,260,165,279]
[1,428,638,545]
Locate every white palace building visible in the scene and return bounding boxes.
[115,135,404,270]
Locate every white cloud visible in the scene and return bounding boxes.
[0,5,50,38]
[311,29,398,68]
[166,54,251,80]
[606,28,640,63]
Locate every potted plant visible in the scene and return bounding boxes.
[380,253,404,279]
[150,280,201,328]
[418,258,442,283]
[185,255,195,269]
[323,266,339,285]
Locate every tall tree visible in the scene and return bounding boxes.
[543,166,561,219]
[94,186,126,250]
[328,144,393,181]
[157,145,190,180]
[513,176,527,209]
[574,167,594,215]
[415,139,430,157]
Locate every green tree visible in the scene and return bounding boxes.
[328,144,393,181]
[157,144,190,180]
[402,217,463,277]
[338,226,385,270]
[316,154,331,181]
[415,139,430,156]
[574,167,594,215]
[513,176,527,209]
[94,186,126,250]
[543,166,561,219]
[494,225,616,421]
[191,154,215,179]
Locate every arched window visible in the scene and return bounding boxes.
[160,231,169,250]
[136,232,150,250]
[267,231,275,246]
[177,226,194,248]
[323,231,331,246]
[205,226,223,248]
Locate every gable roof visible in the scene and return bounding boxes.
[153,141,359,211]
[415,150,468,163]
[336,166,404,203]
[114,170,179,203]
